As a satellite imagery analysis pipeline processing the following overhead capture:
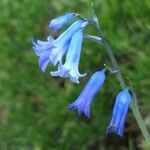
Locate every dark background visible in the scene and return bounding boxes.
[0,0,149,149]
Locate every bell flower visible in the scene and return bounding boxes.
[106,88,131,136]
[68,69,106,118]
[50,29,86,83]
[32,20,86,72]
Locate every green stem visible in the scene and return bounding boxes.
[101,35,150,144]
[86,24,150,145]
[100,36,126,89]
[131,91,150,145]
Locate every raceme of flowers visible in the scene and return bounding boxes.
[32,12,132,137]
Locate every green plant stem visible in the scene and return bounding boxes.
[101,35,150,144]
[100,35,126,89]
[86,24,150,145]
[130,91,150,145]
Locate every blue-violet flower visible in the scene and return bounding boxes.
[50,29,86,83]
[68,69,106,117]
[106,88,131,136]
[32,20,86,72]
[49,12,76,31]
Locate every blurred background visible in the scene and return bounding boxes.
[0,0,150,149]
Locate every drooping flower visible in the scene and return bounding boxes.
[50,29,86,84]
[32,20,87,72]
[68,69,106,118]
[106,88,131,136]
[49,12,76,31]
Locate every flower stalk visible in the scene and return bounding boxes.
[87,8,150,144]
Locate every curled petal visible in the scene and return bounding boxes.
[32,37,54,56]
[38,52,51,72]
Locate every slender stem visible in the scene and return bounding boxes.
[100,35,126,89]
[131,91,150,145]
[87,23,150,145]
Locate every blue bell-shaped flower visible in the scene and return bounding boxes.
[68,69,106,117]
[106,88,131,136]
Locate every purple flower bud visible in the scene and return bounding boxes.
[49,13,76,31]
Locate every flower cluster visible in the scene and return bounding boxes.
[32,13,88,83]
[32,13,132,137]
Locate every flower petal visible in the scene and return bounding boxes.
[32,38,54,56]
[38,52,51,72]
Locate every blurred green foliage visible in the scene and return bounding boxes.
[0,0,149,149]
